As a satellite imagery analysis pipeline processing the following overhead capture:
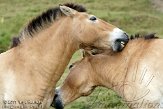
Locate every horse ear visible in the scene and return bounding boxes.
[60,5,76,16]
[82,50,92,57]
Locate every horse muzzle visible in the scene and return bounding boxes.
[113,34,129,52]
[110,28,129,52]
[51,89,64,109]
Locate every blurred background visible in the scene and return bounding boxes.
[0,0,163,109]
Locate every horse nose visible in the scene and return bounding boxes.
[115,32,129,44]
[51,90,64,109]
[123,33,129,43]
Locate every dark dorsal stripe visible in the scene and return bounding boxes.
[10,3,86,48]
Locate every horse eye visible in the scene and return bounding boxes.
[69,64,73,69]
[89,16,97,21]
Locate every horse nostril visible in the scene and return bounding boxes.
[124,32,128,37]
[124,32,127,36]
[54,93,58,99]
[51,93,64,109]
[123,33,129,42]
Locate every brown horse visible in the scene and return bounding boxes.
[54,34,163,109]
[0,3,128,109]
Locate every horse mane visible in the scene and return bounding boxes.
[130,33,159,40]
[10,3,86,48]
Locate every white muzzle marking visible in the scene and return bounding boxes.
[108,28,126,51]
[109,28,125,42]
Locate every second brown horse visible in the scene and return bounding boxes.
[54,35,163,109]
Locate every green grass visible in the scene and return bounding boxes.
[0,0,163,109]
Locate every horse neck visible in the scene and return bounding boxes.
[10,19,78,98]
[93,39,152,96]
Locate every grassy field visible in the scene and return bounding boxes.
[0,0,163,109]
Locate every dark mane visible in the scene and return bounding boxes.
[26,3,86,36]
[10,37,21,48]
[10,3,86,48]
[130,33,159,40]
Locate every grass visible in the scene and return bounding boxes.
[0,0,163,109]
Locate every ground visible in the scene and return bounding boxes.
[0,0,163,109]
[151,0,163,12]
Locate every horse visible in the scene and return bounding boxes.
[0,3,129,109]
[53,34,163,109]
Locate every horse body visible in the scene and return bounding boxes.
[0,17,76,109]
[120,39,163,108]
[0,3,128,109]
[0,26,78,108]
[55,37,163,109]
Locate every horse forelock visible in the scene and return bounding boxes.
[10,3,86,48]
